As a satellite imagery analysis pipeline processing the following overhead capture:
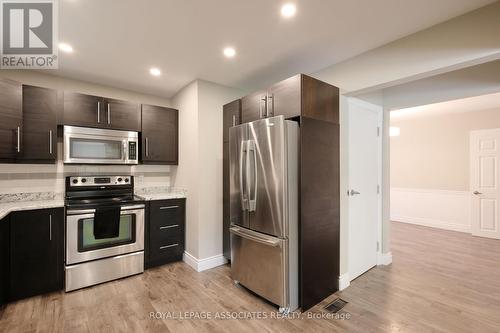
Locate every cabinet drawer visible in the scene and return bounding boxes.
[151,223,184,248]
[150,241,184,263]
[150,199,185,227]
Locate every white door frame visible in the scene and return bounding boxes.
[346,97,384,283]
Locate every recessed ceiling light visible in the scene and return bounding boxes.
[58,42,73,53]
[149,67,161,76]
[281,3,296,18]
[223,47,236,58]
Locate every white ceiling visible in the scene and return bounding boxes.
[391,92,500,121]
[55,0,495,98]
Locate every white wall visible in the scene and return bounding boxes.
[171,81,200,257]
[172,80,243,265]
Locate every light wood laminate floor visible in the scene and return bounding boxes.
[1,222,500,332]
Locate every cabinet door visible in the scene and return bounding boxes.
[10,208,64,301]
[241,90,266,123]
[104,98,141,131]
[21,85,57,162]
[267,75,301,119]
[63,92,104,128]
[223,99,241,142]
[0,216,9,306]
[0,79,22,162]
[142,105,178,164]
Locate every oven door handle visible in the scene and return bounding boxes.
[66,204,145,215]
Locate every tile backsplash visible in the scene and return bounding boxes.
[0,138,173,195]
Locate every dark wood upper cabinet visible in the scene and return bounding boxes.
[239,74,339,124]
[63,91,104,128]
[21,85,58,162]
[141,104,178,164]
[63,92,141,131]
[9,208,64,301]
[0,79,22,162]
[241,90,266,123]
[102,98,141,131]
[223,99,241,142]
[301,75,339,124]
[268,75,301,119]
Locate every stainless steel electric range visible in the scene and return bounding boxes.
[64,175,145,292]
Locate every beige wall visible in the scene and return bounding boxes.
[391,108,500,191]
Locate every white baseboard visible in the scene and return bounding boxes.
[338,273,350,291]
[391,187,471,233]
[377,251,393,266]
[392,215,471,233]
[183,251,228,272]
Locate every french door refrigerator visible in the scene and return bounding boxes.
[229,115,299,312]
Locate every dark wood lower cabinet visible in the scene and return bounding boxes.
[9,208,64,301]
[0,216,9,307]
[145,199,186,269]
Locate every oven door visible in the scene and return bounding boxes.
[63,126,138,164]
[66,204,145,265]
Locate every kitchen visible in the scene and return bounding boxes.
[1,0,497,332]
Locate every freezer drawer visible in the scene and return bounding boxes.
[230,226,287,307]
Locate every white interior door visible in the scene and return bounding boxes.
[348,98,381,281]
[470,129,500,239]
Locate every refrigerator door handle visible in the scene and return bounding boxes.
[230,226,280,247]
[240,140,248,210]
[247,140,258,212]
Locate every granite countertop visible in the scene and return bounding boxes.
[0,197,65,220]
[0,187,187,220]
[135,186,187,201]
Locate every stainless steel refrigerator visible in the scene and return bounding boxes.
[229,115,299,312]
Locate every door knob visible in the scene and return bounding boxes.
[350,190,360,196]
[473,191,482,195]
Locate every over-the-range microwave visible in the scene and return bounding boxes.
[63,125,139,164]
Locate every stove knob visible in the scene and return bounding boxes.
[124,178,129,183]
[117,177,123,182]
[72,179,78,184]
[81,178,87,183]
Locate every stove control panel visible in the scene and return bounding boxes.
[69,176,132,187]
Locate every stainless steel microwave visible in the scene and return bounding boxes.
[63,126,139,164]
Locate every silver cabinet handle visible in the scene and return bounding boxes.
[160,243,178,250]
[159,205,179,210]
[267,94,274,117]
[349,189,360,196]
[160,224,179,229]
[49,130,53,154]
[259,96,267,118]
[145,137,149,157]
[49,214,52,241]
[473,191,483,195]
[107,103,111,124]
[16,126,21,153]
[232,115,236,126]
[97,102,101,123]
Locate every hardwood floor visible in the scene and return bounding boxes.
[1,222,500,332]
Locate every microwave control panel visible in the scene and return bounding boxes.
[129,142,137,160]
